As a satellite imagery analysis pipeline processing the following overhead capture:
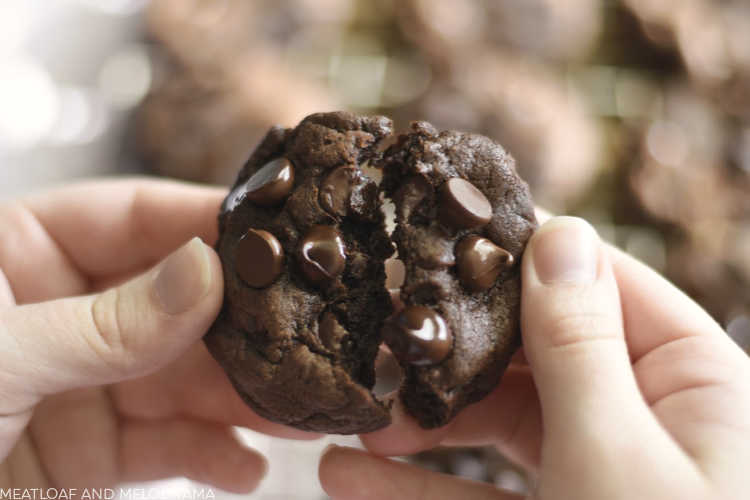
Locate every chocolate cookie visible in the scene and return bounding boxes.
[204,112,395,433]
[205,112,537,433]
[379,121,537,428]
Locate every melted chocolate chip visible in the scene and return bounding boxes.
[319,166,355,217]
[245,157,295,206]
[221,182,245,212]
[396,175,432,220]
[235,229,284,288]
[382,306,452,365]
[299,225,347,284]
[439,178,492,229]
[456,235,514,292]
[385,257,406,290]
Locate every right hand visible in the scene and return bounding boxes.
[320,216,750,500]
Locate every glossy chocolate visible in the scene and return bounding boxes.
[456,235,514,292]
[319,166,355,217]
[439,178,492,229]
[222,182,246,212]
[299,225,347,284]
[383,306,452,365]
[235,229,284,288]
[245,157,295,206]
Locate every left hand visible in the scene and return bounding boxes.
[0,179,318,492]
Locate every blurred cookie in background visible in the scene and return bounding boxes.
[626,85,750,324]
[397,0,602,65]
[623,0,750,118]
[137,51,338,183]
[393,50,602,212]
[137,0,341,183]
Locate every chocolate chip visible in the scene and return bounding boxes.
[456,235,514,292]
[221,182,245,212]
[439,178,492,229]
[299,225,347,284]
[382,306,452,365]
[245,157,295,206]
[319,166,355,217]
[235,229,284,288]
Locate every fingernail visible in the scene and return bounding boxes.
[532,217,599,285]
[154,237,212,314]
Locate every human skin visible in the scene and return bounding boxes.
[319,216,750,500]
[0,179,320,492]
[2,180,747,497]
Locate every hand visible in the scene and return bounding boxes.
[319,216,750,499]
[0,179,318,492]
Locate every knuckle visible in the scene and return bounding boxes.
[89,288,136,375]
[542,310,623,350]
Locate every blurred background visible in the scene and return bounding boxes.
[1,0,749,498]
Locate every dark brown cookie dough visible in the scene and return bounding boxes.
[204,112,395,434]
[380,121,537,428]
[205,112,537,433]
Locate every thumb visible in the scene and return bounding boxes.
[0,237,223,412]
[521,217,648,439]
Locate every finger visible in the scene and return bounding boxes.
[630,320,750,487]
[319,445,522,500]
[120,418,267,493]
[28,387,121,487]
[635,333,750,407]
[440,367,542,471]
[28,387,262,492]
[0,179,225,304]
[521,217,650,438]
[520,217,707,496]
[1,237,222,413]
[609,245,730,361]
[536,206,728,360]
[537,206,728,361]
[112,342,323,441]
[360,368,542,471]
[359,395,451,456]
